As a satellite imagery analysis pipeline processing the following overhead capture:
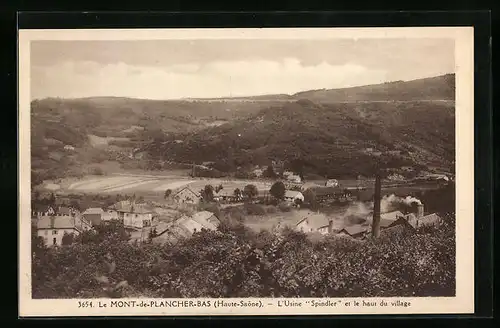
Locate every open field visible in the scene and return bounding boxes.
[62,173,274,195]
[50,171,443,205]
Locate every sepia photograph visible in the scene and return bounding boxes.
[18,27,474,316]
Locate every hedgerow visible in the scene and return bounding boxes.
[32,214,455,298]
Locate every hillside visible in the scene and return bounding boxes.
[184,74,455,103]
[144,96,455,178]
[293,74,455,102]
[30,74,455,183]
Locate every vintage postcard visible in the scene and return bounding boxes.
[18,27,474,317]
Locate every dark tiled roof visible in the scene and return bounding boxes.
[32,204,53,213]
[57,206,76,215]
[342,224,369,236]
[37,216,87,230]
[379,218,396,228]
[111,201,154,214]
[418,213,441,226]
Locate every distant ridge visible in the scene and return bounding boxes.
[182,74,455,102]
[293,74,455,102]
[33,74,455,103]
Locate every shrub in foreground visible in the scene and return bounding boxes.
[32,214,455,298]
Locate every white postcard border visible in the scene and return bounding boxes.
[18,27,475,317]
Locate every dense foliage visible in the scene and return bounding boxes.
[270,181,286,200]
[32,212,455,299]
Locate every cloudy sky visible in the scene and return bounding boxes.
[30,38,455,100]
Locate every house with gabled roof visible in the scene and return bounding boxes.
[190,211,220,229]
[284,190,305,203]
[173,186,201,205]
[295,212,334,235]
[36,215,92,247]
[337,224,370,239]
[56,206,80,217]
[110,200,157,229]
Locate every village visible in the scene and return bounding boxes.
[31,167,444,247]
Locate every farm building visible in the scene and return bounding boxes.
[284,190,305,203]
[63,144,75,151]
[82,207,105,226]
[173,187,201,205]
[295,213,334,234]
[36,215,92,247]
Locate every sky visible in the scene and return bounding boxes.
[30,38,455,100]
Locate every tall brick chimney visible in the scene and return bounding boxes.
[417,203,424,218]
[371,173,382,238]
[328,219,334,234]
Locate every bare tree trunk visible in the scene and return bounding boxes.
[371,173,382,238]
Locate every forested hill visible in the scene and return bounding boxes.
[292,74,455,102]
[145,97,455,178]
[30,74,455,181]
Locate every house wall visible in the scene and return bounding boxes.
[295,220,314,233]
[124,212,153,229]
[83,213,102,226]
[175,189,200,204]
[317,226,329,234]
[38,228,79,246]
[102,210,119,221]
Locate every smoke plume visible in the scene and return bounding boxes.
[338,201,372,225]
[380,194,422,213]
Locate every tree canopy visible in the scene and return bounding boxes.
[270,181,286,200]
[243,184,258,200]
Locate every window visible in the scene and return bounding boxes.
[135,214,138,218]
[44,230,48,236]
[52,230,58,235]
